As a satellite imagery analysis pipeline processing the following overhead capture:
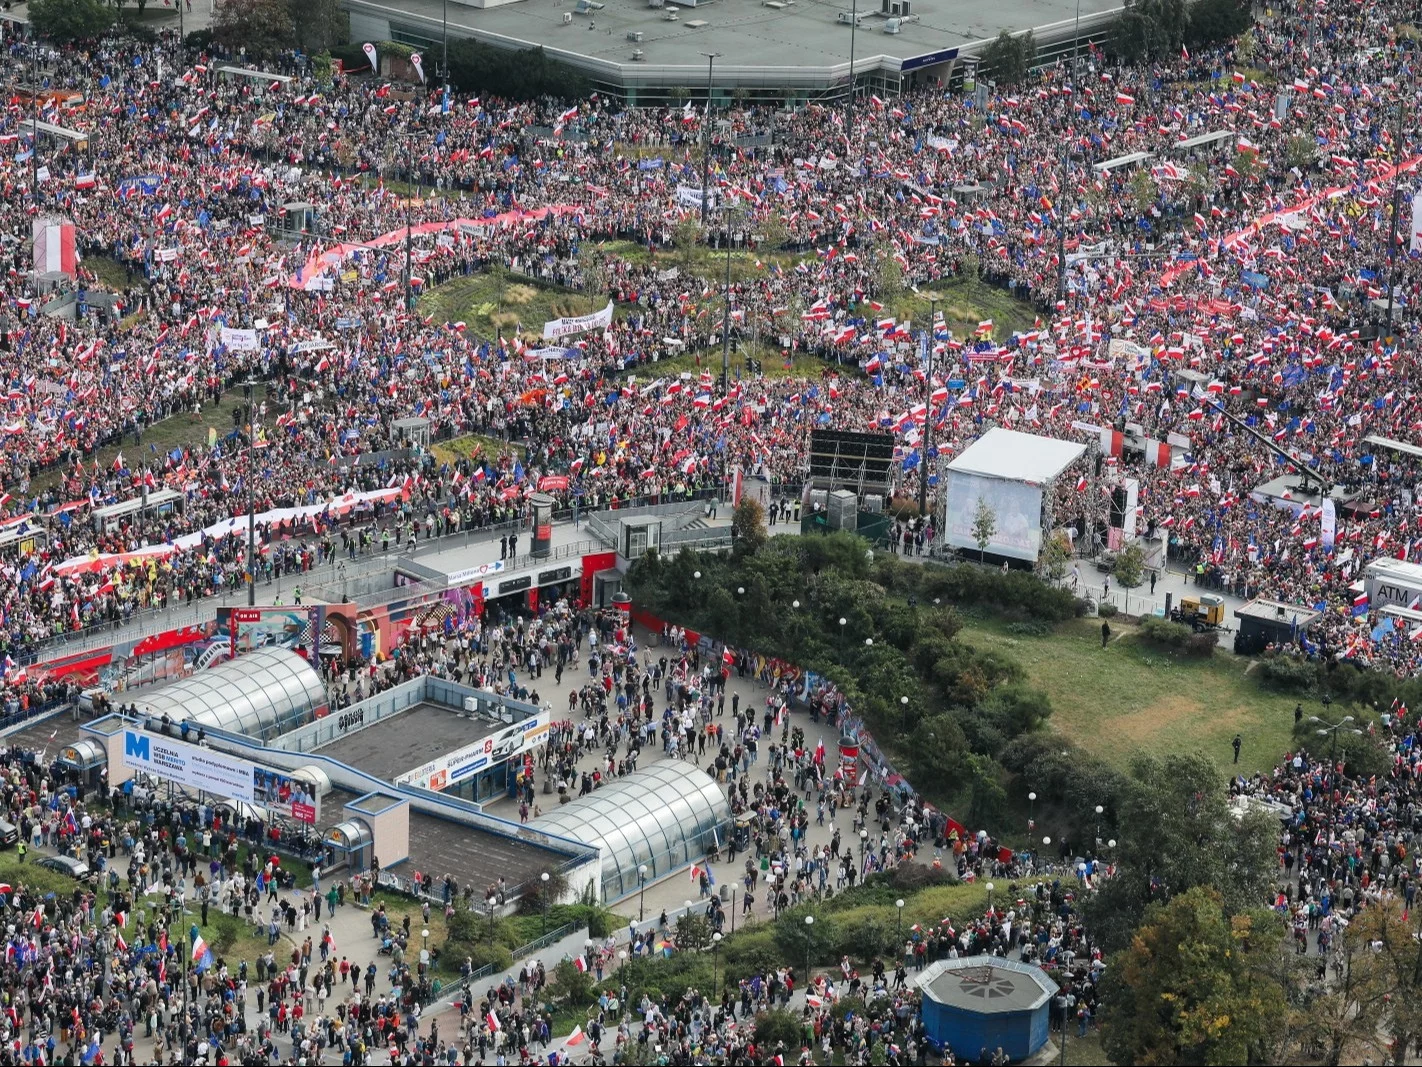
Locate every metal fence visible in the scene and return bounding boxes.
[512,922,577,961]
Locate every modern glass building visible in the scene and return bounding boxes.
[537,761,730,899]
[131,648,328,740]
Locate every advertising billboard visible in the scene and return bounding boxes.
[121,729,256,803]
[122,729,318,823]
[395,712,551,791]
[253,767,319,825]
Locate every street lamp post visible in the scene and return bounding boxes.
[712,931,723,992]
[698,53,720,226]
[1383,62,1406,334]
[803,914,814,985]
[1042,836,1051,873]
[839,617,847,654]
[245,380,258,606]
[638,864,649,922]
[900,695,910,729]
[895,897,905,943]
[540,872,550,934]
[720,204,734,392]
[730,885,737,934]
[1028,791,1037,831]
[845,0,859,151]
[1056,0,1083,305]
[917,295,940,521]
[1094,804,1104,847]
[1310,715,1361,835]
[420,927,430,976]
[986,881,995,916]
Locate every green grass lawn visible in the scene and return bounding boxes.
[88,254,138,293]
[418,272,611,344]
[959,616,1301,776]
[30,386,258,495]
[431,432,525,468]
[598,238,803,286]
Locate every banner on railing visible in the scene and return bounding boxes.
[542,301,614,341]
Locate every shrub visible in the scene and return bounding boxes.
[1113,543,1146,588]
[887,864,957,892]
[1098,603,1119,618]
[753,1009,804,1049]
[209,913,242,956]
[1183,632,1218,659]
[1138,616,1191,647]
[1007,620,1051,637]
[464,942,513,973]
[721,928,782,985]
[1255,653,1319,694]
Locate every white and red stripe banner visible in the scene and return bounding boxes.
[31,217,76,277]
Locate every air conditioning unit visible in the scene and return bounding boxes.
[562,11,573,22]
[883,17,900,32]
[464,696,478,713]
[632,48,646,60]
[627,29,644,40]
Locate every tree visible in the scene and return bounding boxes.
[1114,0,1188,62]
[1284,134,1317,172]
[1082,751,1278,953]
[732,499,768,553]
[288,0,348,52]
[27,0,114,41]
[548,958,596,1008]
[1102,887,1289,1066]
[1040,531,1071,579]
[981,30,1036,86]
[1128,167,1157,214]
[751,1009,803,1050]
[1186,0,1252,49]
[1113,542,1145,588]
[971,497,996,561]
[213,0,296,59]
[670,217,702,270]
[675,911,713,954]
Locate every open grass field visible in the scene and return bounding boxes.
[417,272,612,345]
[959,615,1301,776]
[599,238,803,286]
[431,431,525,469]
[87,254,137,293]
[29,386,259,495]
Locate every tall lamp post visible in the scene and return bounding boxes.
[917,294,941,521]
[712,931,723,992]
[637,864,649,922]
[803,914,814,985]
[1310,715,1361,833]
[895,897,905,943]
[1094,805,1104,847]
[1382,72,1406,334]
[1028,791,1037,831]
[720,204,736,392]
[845,0,859,152]
[1056,0,1083,304]
[540,871,550,934]
[245,380,259,606]
[698,52,720,226]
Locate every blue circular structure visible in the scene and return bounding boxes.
[913,956,1059,1063]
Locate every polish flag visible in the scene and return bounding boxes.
[573,955,588,973]
[566,1025,585,1046]
[486,1011,501,1032]
[1075,474,1087,492]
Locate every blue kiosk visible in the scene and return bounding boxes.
[914,956,1058,1062]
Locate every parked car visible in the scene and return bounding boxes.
[35,855,89,880]
[0,819,18,848]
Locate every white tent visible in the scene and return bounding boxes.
[943,429,1086,562]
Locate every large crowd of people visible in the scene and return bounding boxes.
[0,4,1412,1058]
[0,1,1412,710]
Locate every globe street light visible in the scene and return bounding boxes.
[638,864,649,922]
[712,931,723,992]
[1094,804,1105,845]
[791,599,800,609]
[986,882,995,915]
[1028,791,1037,830]
[896,897,905,942]
[540,872,550,934]
[804,914,815,984]
[900,695,910,729]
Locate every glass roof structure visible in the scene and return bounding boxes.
[133,648,326,740]
[537,762,730,899]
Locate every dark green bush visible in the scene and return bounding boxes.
[1138,616,1190,647]
[1255,654,1318,694]
[1007,620,1051,637]
[1098,603,1120,618]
